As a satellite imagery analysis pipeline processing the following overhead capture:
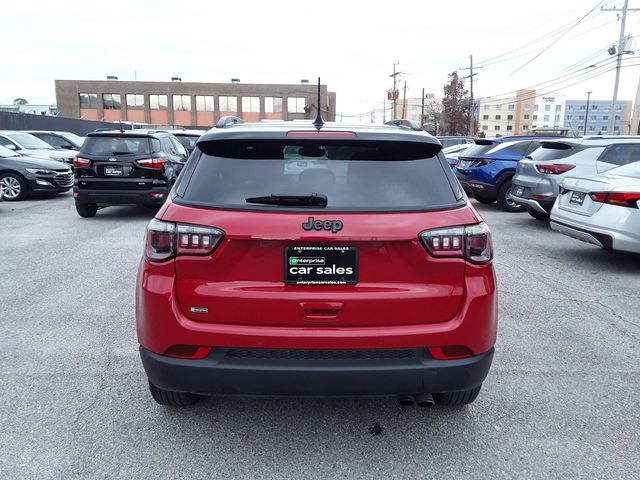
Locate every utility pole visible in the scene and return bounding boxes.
[421,87,425,129]
[389,62,402,120]
[601,1,640,134]
[402,81,407,118]
[459,55,482,136]
[584,91,592,134]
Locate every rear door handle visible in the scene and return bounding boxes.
[299,302,343,320]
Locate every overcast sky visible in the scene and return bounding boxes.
[2,0,640,120]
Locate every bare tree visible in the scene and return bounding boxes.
[441,72,472,135]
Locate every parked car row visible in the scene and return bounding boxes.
[450,135,640,254]
[0,128,204,203]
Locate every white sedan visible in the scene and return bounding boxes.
[550,161,640,254]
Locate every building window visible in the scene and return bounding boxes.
[602,115,609,120]
[494,125,500,131]
[567,115,572,120]
[533,115,538,120]
[555,105,562,112]
[219,96,237,112]
[543,115,550,121]
[265,97,283,113]
[79,93,97,109]
[523,125,529,131]
[126,94,144,110]
[150,95,168,110]
[545,104,551,111]
[589,126,596,131]
[173,95,191,111]
[580,105,586,110]
[615,115,621,120]
[524,114,530,120]
[288,97,306,113]
[196,95,214,112]
[534,104,539,110]
[242,96,260,113]
[508,104,515,111]
[578,115,585,120]
[102,94,121,110]
[484,104,490,110]
[567,105,573,110]
[592,105,598,110]
[507,125,513,131]
[591,115,597,120]
[507,114,513,120]
[495,115,501,120]
[495,104,502,110]
[482,125,488,131]
[524,104,530,111]
[482,114,489,120]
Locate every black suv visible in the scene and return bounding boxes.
[73,130,188,217]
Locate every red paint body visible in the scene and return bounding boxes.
[136,197,498,356]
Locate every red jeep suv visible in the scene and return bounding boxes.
[136,119,497,407]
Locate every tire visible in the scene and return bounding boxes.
[496,180,526,212]
[0,173,28,201]
[527,208,550,221]
[75,201,98,218]
[148,381,201,406]
[433,385,482,406]
[473,193,495,204]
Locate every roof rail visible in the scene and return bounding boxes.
[216,116,244,129]
[384,119,423,131]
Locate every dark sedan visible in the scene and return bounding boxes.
[0,145,73,201]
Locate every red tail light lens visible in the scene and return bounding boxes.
[535,164,575,175]
[164,345,212,359]
[429,346,474,360]
[136,158,165,169]
[73,157,91,167]
[589,191,640,208]
[420,222,492,264]
[145,219,224,262]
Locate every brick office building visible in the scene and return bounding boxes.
[55,79,337,128]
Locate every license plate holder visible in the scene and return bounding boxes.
[285,246,358,285]
[104,166,124,176]
[569,191,586,206]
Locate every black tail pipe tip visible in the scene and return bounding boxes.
[415,393,435,407]
[398,395,415,406]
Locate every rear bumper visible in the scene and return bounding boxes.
[508,193,555,214]
[73,187,167,205]
[140,346,494,396]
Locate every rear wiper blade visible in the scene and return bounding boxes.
[111,151,131,155]
[245,193,328,207]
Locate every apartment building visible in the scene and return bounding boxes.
[478,89,535,136]
[55,79,336,127]
[563,99,632,136]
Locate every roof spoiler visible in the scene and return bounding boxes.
[384,119,423,131]
[216,116,244,129]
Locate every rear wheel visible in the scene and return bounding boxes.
[75,201,98,218]
[527,208,550,220]
[0,173,28,201]
[148,381,201,406]
[433,385,482,406]
[496,181,526,212]
[473,192,495,204]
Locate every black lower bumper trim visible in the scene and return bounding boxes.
[140,346,494,396]
[74,188,166,205]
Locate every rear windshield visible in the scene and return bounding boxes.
[176,135,199,151]
[528,142,580,162]
[461,142,498,157]
[178,140,461,212]
[82,136,154,156]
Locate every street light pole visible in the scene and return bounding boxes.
[584,91,592,135]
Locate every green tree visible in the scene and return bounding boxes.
[441,72,472,136]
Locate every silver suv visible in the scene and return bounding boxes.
[509,136,640,219]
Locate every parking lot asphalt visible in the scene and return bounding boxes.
[1,192,639,480]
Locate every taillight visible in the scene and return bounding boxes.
[136,158,165,169]
[419,222,492,264]
[177,224,224,255]
[164,345,212,360]
[589,191,640,208]
[73,157,91,167]
[535,164,575,175]
[429,346,474,360]
[145,219,224,262]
